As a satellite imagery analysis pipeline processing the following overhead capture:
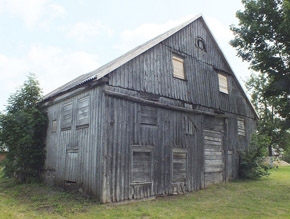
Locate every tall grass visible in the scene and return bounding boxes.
[0,167,290,218]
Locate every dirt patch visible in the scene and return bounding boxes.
[274,160,290,167]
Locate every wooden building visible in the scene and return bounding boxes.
[42,15,258,203]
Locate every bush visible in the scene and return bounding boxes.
[239,133,270,179]
[0,74,47,182]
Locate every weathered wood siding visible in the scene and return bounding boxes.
[101,94,205,202]
[204,129,224,187]
[43,17,257,203]
[107,19,256,119]
[44,86,105,197]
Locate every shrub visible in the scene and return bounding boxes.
[0,74,47,182]
[239,133,270,179]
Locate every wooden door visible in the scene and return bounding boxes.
[203,129,224,187]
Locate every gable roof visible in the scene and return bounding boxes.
[43,15,258,119]
[44,14,203,100]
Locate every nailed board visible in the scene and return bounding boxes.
[204,129,224,187]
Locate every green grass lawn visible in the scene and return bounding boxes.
[0,167,290,219]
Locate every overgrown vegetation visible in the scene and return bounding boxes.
[239,133,270,179]
[0,166,290,218]
[0,74,47,182]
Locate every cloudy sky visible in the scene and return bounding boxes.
[0,0,252,112]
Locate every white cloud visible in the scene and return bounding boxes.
[0,45,100,111]
[26,44,100,94]
[0,0,66,29]
[66,21,113,42]
[204,16,251,84]
[204,16,234,50]
[0,54,30,111]
[115,15,193,52]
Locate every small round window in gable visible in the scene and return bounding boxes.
[195,37,207,52]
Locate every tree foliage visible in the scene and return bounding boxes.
[0,74,47,182]
[245,73,290,155]
[230,0,290,128]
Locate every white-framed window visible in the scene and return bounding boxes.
[172,54,185,80]
[130,146,153,184]
[237,117,246,136]
[218,73,229,94]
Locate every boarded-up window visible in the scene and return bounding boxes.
[61,102,72,129]
[140,106,157,126]
[238,118,246,136]
[172,149,187,182]
[77,96,90,127]
[172,54,185,80]
[218,73,228,94]
[51,120,57,133]
[131,148,152,184]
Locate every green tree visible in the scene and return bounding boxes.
[246,73,290,156]
[230,0,290,128]
[0,74,47,182]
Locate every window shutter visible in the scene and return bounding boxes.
[218,73,228,94]
[77,96,90,127]
[140,106,157,126]
[61,102,72,129]
[237,118,246,136]
[172,55,185,80]
[172,150,187,182]
[132,150,152,183]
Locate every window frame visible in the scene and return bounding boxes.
[171,148,188,183]
[218,73,229,94]
[140,105,158,126]
[195,37,207,52]
[237,117,246,137]
[51,119,57,133]
[76,96,90,128]
[172,54,186,80]
[130,146,154,185]
[61,102,73,130]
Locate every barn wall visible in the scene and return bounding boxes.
[107,19,256,119]
[44,85,105,198]
[100,86,256,203]
[102,95,206,203]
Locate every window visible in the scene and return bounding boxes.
[77,96,90,127]
[172,149,187,182]
[237,118,246,136]
[172,54,185,80]
[131,147,153,184]
[140,106,157,126]
[195,37,207,52]
[51,120,57,133]
[218,73,229,94]
[61,102,72,129]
